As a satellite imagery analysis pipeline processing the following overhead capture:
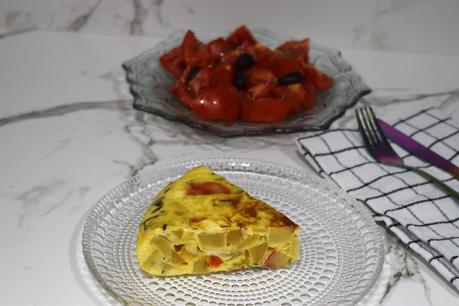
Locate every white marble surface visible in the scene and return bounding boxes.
[1,0,459,54]
[0,31,459,305]
[373,0,459,55]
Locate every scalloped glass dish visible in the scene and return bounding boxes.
[82,158,384,306]
[122,30,370,137]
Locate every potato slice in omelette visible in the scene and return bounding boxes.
[136,165,300,276]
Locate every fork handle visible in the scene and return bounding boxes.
[406,166,459,203]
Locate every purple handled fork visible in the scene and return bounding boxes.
[355,107,459,203]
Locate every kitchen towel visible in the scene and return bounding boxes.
[296,99,459,290]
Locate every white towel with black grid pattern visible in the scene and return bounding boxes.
[296,100,459,290]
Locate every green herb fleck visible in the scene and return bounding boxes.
[152,198,163,207]
[142,215,159,231]
[152,206,162,213]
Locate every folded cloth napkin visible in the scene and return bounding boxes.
[296,99,459,290]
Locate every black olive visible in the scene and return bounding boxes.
[235,53,255,71]
[186,66,200,82]
[233,71,247,90]
[277,72,303,86]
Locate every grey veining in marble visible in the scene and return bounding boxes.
[0,10,36,38]
[379,235,434,306]
[66,0,102,31]
[372,0,459,54]
[372,0,418,51]
[1,0,459,54]
[0,99,130,128]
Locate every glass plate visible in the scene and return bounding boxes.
[82,158,384,306]
[122,30,371,137]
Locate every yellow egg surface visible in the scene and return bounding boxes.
[136,165,300,276]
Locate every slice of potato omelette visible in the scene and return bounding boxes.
[136,165,300,276]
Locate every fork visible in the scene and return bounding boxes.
[355,106,459,203]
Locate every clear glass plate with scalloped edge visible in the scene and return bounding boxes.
[82,158,384,306]
[122,30,370,137]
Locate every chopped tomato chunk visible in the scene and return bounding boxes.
[225,25,257,48]
[241,98,291,122]
[268,56,304,78]
[303,64,334,91]
[272,84,305,113]
[207,255,223,268]
[170,82,196,108]
[188,67,212,95]
[159,46,186,77]
[207,38,231,65]
[246,68,275,98]
[192,86,240,122]
[301,80,316,109]
[253,43,275,67]
[180,30,211,67]
[276,38,310,63]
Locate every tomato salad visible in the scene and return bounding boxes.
[160,26,333,123]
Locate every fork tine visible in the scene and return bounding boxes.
[356,107,375,148]
[364,107,391,148]
[362,107,380,147]
[358,107,386,149]
[358,106,401,158]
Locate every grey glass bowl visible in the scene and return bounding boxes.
[122,30,370,137]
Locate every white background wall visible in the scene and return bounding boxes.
[1,0,458,55]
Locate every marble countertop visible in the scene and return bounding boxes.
[0,31,458,306]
